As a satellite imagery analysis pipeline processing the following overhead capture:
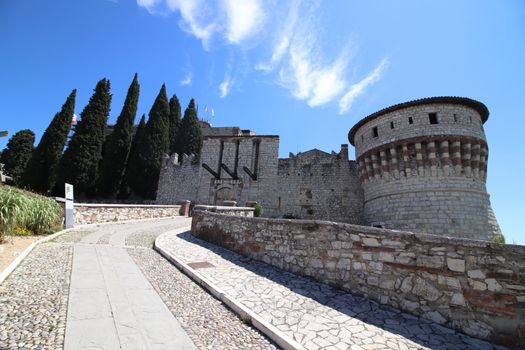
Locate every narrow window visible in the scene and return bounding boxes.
[469,116,472,123]
[429,113,438,124]
[361,135,364,142]
[408,117,413,124]
[390,121,395,129]
[372,127,378,138]
[453,114,458,122]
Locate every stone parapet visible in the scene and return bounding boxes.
[73,203,183,225]
[191,211,525,349]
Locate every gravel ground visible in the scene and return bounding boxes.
[51,230,93,244]
[128,248,279,350]
[0,243,72,350]
[125,232,158,248]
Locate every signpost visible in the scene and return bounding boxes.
[65,183,74,228]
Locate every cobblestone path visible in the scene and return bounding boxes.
[0,218,277,350]
[156,231,509,350]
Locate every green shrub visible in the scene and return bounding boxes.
[493,234,505,244]
[0,185,62,238]
[253,203,262,217]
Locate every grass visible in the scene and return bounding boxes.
[0,185,62,241]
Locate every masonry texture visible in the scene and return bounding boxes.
[73,204,182,225]
[349,97,502,240]
[158,96,502,241]
[191,211,525,349]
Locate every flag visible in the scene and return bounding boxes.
[211,108,215,117]
[204,105,209,113]
[71,114,78,126]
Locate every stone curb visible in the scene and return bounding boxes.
[154,229,304,350]
[0,215,184,284]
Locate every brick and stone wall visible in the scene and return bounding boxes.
[275,145,363,223]
[191,211,525,349]
[73,203,183,225]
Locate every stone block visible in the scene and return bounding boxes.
[467,269,485,279]
[447,258,465,272]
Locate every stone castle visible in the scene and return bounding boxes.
[157,96,502,241]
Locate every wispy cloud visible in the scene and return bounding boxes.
[138,0,265,49]
[219,76,232,98]
[222,0,265,44]
[180,71,192,86]
[338,58,389,114]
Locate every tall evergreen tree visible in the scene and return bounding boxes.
[119,114,146,198]
[179,98,203,158]
[97,74,140,197]
[133,84,170,199]
[0,129,35,185]
[21,90,76,193]
[168,94,181,155]
[55,79,111,197]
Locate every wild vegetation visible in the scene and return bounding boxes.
[0,185,62,241]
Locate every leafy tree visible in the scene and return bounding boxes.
[179,98,203,158]
[131,84,170,199]
[168,94,181,155]
[97,74,140,197]
[21,90,76,193]
[55,78,111,197]
[0,129,35,184]
[119,114,146,199]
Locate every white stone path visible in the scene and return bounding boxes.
[64,218,196,350]
[156,230,508,350]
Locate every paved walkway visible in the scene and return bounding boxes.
[64,217,196,350]
[156,230,508,350]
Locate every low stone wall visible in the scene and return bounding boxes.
[74,203,183,225]
[193,205,254,217]
[191,212,525,349]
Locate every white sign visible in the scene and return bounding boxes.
[65,183,74,228]
[65,183,74,201]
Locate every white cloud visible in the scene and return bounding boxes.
[219,77,232,98]
[136,0,161,13]
[222,0,265,44]
[180,71,192,86]
[138,0,264,49]
[338,58,389,114]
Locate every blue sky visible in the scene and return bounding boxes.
[1,0,524,244]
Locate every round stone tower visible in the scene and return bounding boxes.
[348,97,501,240]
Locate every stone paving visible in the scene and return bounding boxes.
[0,243,72,349]
[156,231,509,350]
[0,218,279,350]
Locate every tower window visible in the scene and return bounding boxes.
[372,127,378,138]
[453,114,458,122]
[429,113,438,124]
[408,117,413,124]
[390,121,395,129]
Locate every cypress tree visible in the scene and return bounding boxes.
[0,129,35,185]
[21,90,76,193]
[179,98,203,158]
[97,74,140,197]
[168,94,181,155]
[134,84,170,199]
[119,114,146,198]
[55,79,111,197]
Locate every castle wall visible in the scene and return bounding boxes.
[192,211,525,349]
[349,99,501,240]
[156,154,201,204]
[274,146,363,223]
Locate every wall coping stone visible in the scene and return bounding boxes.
[200,211,525,253]
[74,203,181,208]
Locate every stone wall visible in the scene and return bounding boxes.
[193,205,254,217]
[191,211,525,349]
[275,145,363,223]
[74,203,183,225]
